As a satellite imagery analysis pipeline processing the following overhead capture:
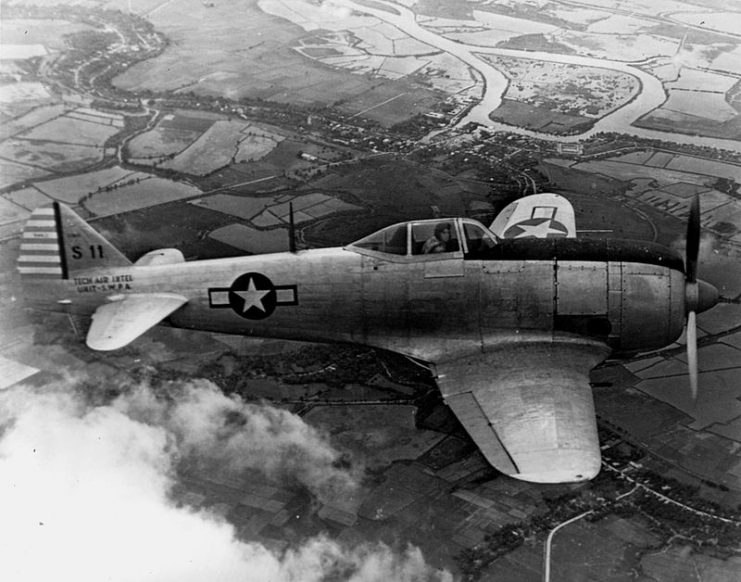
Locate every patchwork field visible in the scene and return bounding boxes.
[0,104,68,140]
[23,110,123,145]
[112,0,440,123]
[160,120,258,176]
[0,197,31,226]
[83,177,202,217]
[33,166,145,204]
[0,159,50,189]
[2,187,53,211]
[208,223,290,254]
[565,151,741,240]
[191,191,363,227]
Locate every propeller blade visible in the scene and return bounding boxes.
[687,310,698,404]
[686,195,700,283]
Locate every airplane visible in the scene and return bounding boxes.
[17,193,718,484]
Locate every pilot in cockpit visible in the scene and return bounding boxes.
[422,222,452,254]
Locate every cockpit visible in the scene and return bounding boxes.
[346,218,498,260]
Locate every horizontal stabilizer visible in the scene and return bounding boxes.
[87,293,187,351]
[134,249,185,266]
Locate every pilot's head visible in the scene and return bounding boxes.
[435,223,451,241]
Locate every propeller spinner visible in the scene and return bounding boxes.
[684,195,719,402]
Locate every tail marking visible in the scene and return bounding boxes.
[18,204,67,279]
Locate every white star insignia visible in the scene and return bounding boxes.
[235,278,270,313]
[513,220,565,239]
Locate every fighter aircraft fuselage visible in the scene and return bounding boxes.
[26,237,694,363]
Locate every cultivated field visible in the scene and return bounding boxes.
[34,166,144,204]
[0,139,105,173]
[192,191,363,227]
[0,83,57,122]
[0,197,30,226]
[112,0,441,123]
[160,120,254,176]
[84,177,202,217]
[0,104,68,140]
[2,187,53,211]
[0,159,49,189]
[562,150,741,241]
[23,112,122,146]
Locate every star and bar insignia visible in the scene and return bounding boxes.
[208,272,298,320]
[504,217,569,239]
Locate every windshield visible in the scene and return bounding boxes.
[350,223,407,255]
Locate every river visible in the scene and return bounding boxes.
[333,0,741,153]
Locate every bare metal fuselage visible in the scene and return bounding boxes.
[26,238,688,362]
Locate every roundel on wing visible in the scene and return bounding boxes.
[228,272,277,320]
[503,217,569,239]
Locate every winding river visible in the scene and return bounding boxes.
[332,0,741,153]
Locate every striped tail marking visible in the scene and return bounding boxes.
[18,203,68,279]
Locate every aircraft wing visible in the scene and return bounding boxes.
[87,293,188,351]
[490,193,576,239]
[435,339,609,483]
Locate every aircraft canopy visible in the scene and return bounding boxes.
[347,218,498,258]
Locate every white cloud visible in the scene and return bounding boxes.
[0,379,452,582]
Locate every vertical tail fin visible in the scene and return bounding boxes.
[18,203,130,279]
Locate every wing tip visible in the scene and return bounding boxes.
[503,452,601,484]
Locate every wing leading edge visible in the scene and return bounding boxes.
[435,339,609,483]
[87,293,188,351]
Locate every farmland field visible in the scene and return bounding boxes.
[84,177,202,217]
[190,194,275,221]
[192,192,363,226]
[112,0,441,123]
[0,104,68,140]
[161,120,251,176]
[23,114,122,146]
[0,139,104,173]
[2,187,53,210]
[0,159,50,189]
[34,167,143,204]
[0,197,30,225]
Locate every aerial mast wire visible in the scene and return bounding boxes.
[289,202,297,253]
